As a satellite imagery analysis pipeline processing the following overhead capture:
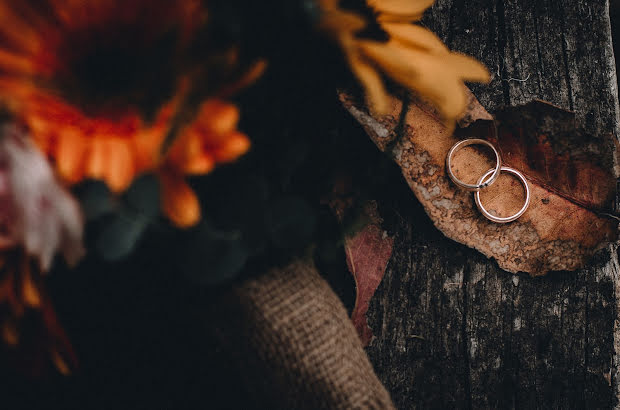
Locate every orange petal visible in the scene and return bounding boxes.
[86,138,108,180]
[133,129,165,172]
[0,49,37,74]
[22,276,41,309]
[51,349,71,376]
[166,129,216,175]
[219,59,268,97]
[4,270,23,317]
[164,130,192,169]
[55,129,86,184]
[179,130,202,160]
[183,153,215,175]
[199,100,239,136]
[0,2,43,56]
[104,139,135,192]
[25,114,52,139]
[160,173,201,228]
[2,321,18,346]
[213,131,251,162]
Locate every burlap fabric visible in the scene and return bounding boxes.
[211,259,395,409]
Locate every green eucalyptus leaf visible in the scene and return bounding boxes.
[96,211,149,261]
[125,174,160,219]
[75,180,116,221]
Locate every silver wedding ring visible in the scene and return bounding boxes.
[446,138,501,192]
[446,138,530,223]
[474,167,531,223]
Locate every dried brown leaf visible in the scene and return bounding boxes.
[340,91,618,275]
[481,100,616,212]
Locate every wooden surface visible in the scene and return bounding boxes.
[365,1,620,408]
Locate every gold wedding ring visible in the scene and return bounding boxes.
[474,167,531,223]
[446,139,530,223]
[446,138,501,192]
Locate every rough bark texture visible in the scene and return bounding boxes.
[365,1,620,408]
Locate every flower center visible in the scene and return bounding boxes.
[55,25,180,121]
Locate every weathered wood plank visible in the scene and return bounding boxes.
[366,1,620,408]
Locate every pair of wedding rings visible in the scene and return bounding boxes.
[446,139,531,223]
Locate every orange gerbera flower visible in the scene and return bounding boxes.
[13,85,185,193]
[162,100,251,227]
[0,0,258,227]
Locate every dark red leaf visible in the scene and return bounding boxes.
[344,203,393,346]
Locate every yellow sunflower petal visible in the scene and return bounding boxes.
[382,23,448,53]
[320,10,367,34]
[358,40,468,120]
[338,31,389,115]
[446,52,491,82]
[347,50,390,115]
[317,0,340,12]
[376,13,425,23]
[369,0,434,21]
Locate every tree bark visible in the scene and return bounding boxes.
[365,1,620,408]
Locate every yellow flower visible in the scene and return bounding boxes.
[319,0,490,122]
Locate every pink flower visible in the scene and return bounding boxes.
[0,124,84,271]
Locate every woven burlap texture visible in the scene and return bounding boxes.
[212,259,395,409]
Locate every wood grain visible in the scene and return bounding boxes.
[365,1,620,408]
